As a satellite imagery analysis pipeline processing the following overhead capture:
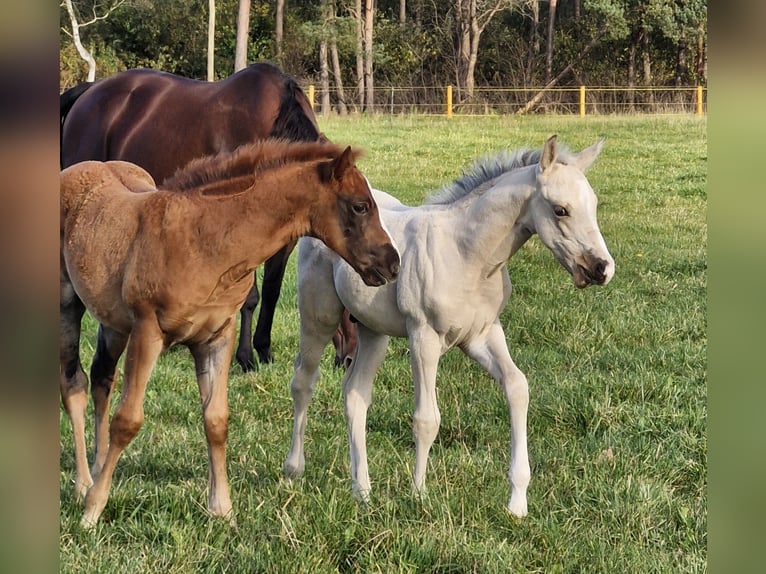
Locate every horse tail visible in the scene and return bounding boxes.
[271,76,322,143]
[60,82,93,167]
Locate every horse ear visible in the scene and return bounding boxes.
[539,135,558,173]
[573,137,605,172]
[319,146,356,183]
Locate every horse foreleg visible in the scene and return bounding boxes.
[89,324,129,477]
[190,320,236,521]
[408,326,443,496]
[463,322,530,517]
[59,282,91,500]
[343,324,389,501]
[284,268,342,480]
[253,241,296,364]
[235,279,259,372]
[81,317,164,528]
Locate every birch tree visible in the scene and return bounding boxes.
[275,0,285,61]
[207,0,215,80]
[60,0,126,82]
[453,0,525,102]
[235,0,251,72]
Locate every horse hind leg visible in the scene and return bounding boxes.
[252,241,296,364]
[59,282,91,500]
[81,317,164,528]
[89,324,128,477]
[343,324,389,501]
[235,278,259,372]
[189,321,237,521]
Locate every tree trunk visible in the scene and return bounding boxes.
[627,30,637,110]
[696,23,707,84]
[642,27,653,103]
[675,30,688,87]
[400,0,406,26]
[364,0,374,112]
[545,0,557,85]
[454,0,516,103]
[275,0,285,62]
[207,0,216,81]
[355,0,365,109]
[319,39,330,115]
[330,0,348,115]
[235,0,251,72]
[454,0,473,102]
[525,0,539,85]
[63,0,97,82]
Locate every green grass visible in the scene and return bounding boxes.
[60,115,707,573]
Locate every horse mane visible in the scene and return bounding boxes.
[425,143,577,205]
[271,76,322,142]
[161,139,350,194]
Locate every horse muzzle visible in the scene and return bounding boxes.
[358,245,400,287]
[572,257,614,288]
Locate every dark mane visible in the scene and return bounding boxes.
[161,139,350,194]
[425,143,578,205]
[270,76,322,142]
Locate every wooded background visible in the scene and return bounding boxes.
[60,0,707,114]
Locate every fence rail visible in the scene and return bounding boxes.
[306,85,707,116]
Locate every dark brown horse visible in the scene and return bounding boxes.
[60,62,321,371]
[61,139,400,527]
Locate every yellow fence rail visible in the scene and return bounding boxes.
[306,85,707,116]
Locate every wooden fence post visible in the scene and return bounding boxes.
[696,86,703,117]
[579,86,586,117]
[308,84,315,112]
[446,85,453,118]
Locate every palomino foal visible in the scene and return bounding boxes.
[284,136,614,517]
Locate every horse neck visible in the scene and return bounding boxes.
[459,166,537,273]
[188,167,317,270]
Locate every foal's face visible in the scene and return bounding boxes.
[532,137,615,288]
[315,148,400,286]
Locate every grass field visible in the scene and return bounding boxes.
[59,115,707,573]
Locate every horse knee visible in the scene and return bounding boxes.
[109,410,144,448]
[204,411,229,446]
[412,415,440,445]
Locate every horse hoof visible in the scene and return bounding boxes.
[506,499,528,518]
[236,353,256,372]
[80,512,99,530]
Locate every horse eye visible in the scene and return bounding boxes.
[352,203,369,215]
[553,205,568,217]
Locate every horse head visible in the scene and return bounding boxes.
[314,146,400,287]
[529,135,615,288]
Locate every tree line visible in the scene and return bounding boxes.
[60,0,707,114]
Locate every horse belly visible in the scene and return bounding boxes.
[334,266,407,337]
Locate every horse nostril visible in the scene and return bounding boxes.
[594,260,606,279]
[344,356,353,369]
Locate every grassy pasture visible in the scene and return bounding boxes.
[59,115,707,573]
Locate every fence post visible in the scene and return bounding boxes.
[446,85,453,118]
[696,86,703,117]
[308,84,315,111]
[579,86,586,117]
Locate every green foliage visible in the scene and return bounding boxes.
[60,116,706,572]
[60,0,706,91]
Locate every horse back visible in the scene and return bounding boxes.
[60,64,320,183]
